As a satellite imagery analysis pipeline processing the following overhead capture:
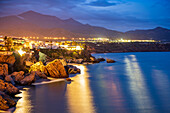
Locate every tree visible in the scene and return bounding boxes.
[4,36,13,51]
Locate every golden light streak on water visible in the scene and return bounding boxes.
[14,88,32,113]
[124,55,154,112]
[66,64,96,113]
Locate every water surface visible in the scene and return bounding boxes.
[14,52,170,113]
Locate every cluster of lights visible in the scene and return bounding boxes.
[67,46,83,51]
[18,48,26,56]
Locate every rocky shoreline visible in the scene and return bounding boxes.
[0,49,116,111]
[0,54,79,111]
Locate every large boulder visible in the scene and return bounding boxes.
[67,65,81,74]
[46,59,68,78]
[5,75,15,85]
[35,71,47,79]
[29,61,47,73]
[0,91,16,110]
[0,64,8,76]
[20,71,36,85]
[0,79,19,95]
[0,95,9,110]
[0,55,15,65]
[97,58,105,62]
[106,59,116,63]
[10,71,25,84]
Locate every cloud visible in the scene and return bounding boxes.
[85,0,118,7]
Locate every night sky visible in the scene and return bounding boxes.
[0,0,170,31]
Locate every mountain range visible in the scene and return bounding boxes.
[0,10,170,41]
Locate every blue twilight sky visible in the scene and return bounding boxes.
[0,0,170,31]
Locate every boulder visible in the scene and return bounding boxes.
[29,61,46,72]
[0,64,8,76]
[20,71,36,85]
[46,59,68,78]
[0,95,9,110]
[0,79,19,95]
[35,71,47,79]
[106,59,116,63]
[5,75,15,85]
[97,58,105,62]
[67,65,81,74]
[0,91,16,110]
[0,55,16,65]
[10,71,24,83]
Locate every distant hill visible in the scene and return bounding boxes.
[125,27,170,41]
[0,10,122,39]
[0,10,170,41]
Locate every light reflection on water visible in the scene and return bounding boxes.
[66,64,96,113]
[14,88,32,113]
[124,55,155,113]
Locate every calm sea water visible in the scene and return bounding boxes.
[13,52,170,113]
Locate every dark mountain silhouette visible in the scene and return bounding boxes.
[125,27,170,41]
[0,10,170,41]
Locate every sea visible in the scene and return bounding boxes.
[13,52,170,113]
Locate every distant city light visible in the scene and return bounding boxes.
[18,49,26,56]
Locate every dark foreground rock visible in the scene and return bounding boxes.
[10,71,25,84]
[20,71,36,85]
[0,64,8,77]
[0,55,16,66]
[0,79,19,95]
[106,59,116,63]
[67,65,81,74]
[35,71,47,79]
[0,91,16,110]
[97,58,105,62]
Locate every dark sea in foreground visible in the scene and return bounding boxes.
[13,52,170,113]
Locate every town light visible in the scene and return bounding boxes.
[76,46,81,50]
[18,48,26,56]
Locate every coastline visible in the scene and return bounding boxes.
[91,50,170,54]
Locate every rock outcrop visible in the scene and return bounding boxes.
[0,64,8,76]
[67,65,81,74]
[106,59,116,63]
[5,75,15,85]
[0,79,19,95]
[0,91,16,110]
[46,59,68,78]
[0,55,15,65]
[29,61,45,72]
[35,71,47,79]
[97,58,105,62]
[20,71,35,85]
[29,61,48,74]
[10,71,25,84]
